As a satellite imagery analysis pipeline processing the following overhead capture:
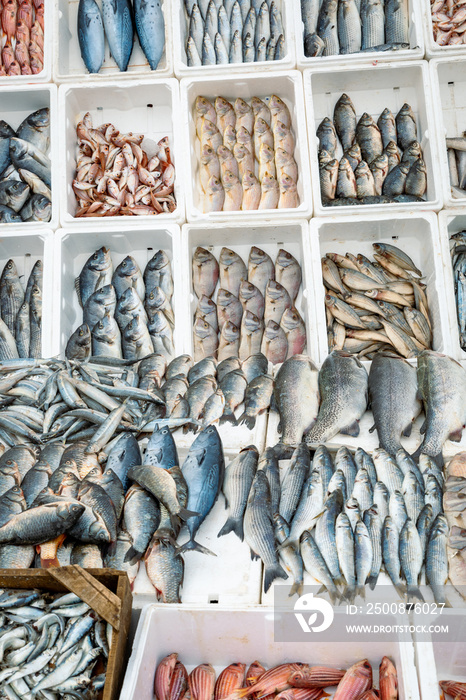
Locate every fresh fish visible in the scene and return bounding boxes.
[77,0,105,73]
[274,355,319,455]
[218,445,258,540]
[399,518,424,601]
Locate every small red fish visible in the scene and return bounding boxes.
[7,60,21,75]
[35,1,43,29]
[17,0,32,29]
[440,681,466,699]
[246,662,266,687]
[2,0,16,41]
[15,18,30,44]
[155,653,178,700]
[169,661,188,700]
[289,666,346,689]
[14,38,30,66]
[189,664,216,700]
[215,664,246,700]
[379,658,397,700]
[238,664,303,700]
[333,660,372,700]
[2,40,15,70]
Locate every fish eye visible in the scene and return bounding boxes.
[93,253,98,260]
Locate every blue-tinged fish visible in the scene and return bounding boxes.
[134,0,165,70]
[77,0,105,74]
[101,0,134,72]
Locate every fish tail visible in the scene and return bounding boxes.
[237,412,255,429]
[217,516,244,541]
[407,585,425,603]
[178,508,199,521]
[411,446,422,463]
[345,585,357,603]
[124,546,143,566]
[288,578,304,597]
[394,582,407,599]
[263,562,288,593]
[367,573,380,591]
[177,539,217,556]
[356,585,366,601]
[40,556,60,569]
[334,574,347,589]
[220,412,238,426]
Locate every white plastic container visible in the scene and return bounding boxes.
[422,0,466,59]
[294,0,424,69]
[121,604,420,700]
[54,0,173,82]
[173,0,296,78]
[0,83,58,231]
[437,210,466,362]
[58,78,185,227]
[303,61,443,217]
[0,0,52,85]
[180,71,312,222]
[430,57,466,210]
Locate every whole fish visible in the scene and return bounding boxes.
[333,660,372,700]
[101,0,134,71]
[134,0,165,69]
[123,484,161,563]
[399,518,424,601]
[145,530,184,603]
[218,445,258,540]
[77,0,105,73]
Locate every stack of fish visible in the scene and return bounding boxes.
[0,589,107,696]
[154,654,398,700]
[0,107,51,223]
[447,136,466,199]
[0,258,42,359]
[77,0,165,74]
[443,452,466,601]
[72,112,176,218]
[192,245,305,364]
[321,242,432,358]
[318,94,427,206]
[185,0,285,66]
[66,246,175,362]
[301,0,409,57]
[450,231,466,351]
[194,94,299,212]
[441,681,466,698]
[431,0,466,46]
[0,0,44,76]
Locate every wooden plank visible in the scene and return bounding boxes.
[49,565,122,630]
[104,575,133,700]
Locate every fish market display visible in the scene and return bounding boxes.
[301,0,409,57]
[446,136,466,200]
[77,0,165,74]
[0,258,42,359]
[0,107,51,223]
[317,93,427,206]
[443,452,466,600]
[322,242,432,358]
[72,111,176,218]
[194,94,299,212]
[0,588,109,695]
[67,246,175,361]
[0,0,44,76]
[184,0,286,66]
[450,231,466,350]
[431,0,466,46]
[192,245,305,364]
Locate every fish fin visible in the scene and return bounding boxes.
[237,412,256,429]
[177,539,217,556]
[217,516,244,541]
[367,573,380,590]
[345,586,356,604]
[124,546,143,565]
[419,419,427,435]
[340,420,360,438]
[273,443,295,460]
[449,427,464,443]
[411,446,421,464]
[402,422,413,438]
[277,419,282,433]
[250,549,260,561]
[177,508,199,521]
[407,585,424,602]
[288,579,304,597]
[75,277,82,307]
[356,585,366,601]
[220,412,238,425]
[369,423,376,434]
[263,562,288,593]
[40,556,60,568]
[334,574,346,589]
[394,582,407,599]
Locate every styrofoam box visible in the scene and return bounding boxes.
[437,210,466,362]
[180,71,312,222]
[430,58,466,210]
[422,0,466,59]
[0,0,52,85]
[303,62,443,217]
[173,0,296,78]
[53,224,183,358]
[54,0,173,82]
[294,0,424,69]
[0,84,58,231]
[58,79,185,227]
[121,605,420,700]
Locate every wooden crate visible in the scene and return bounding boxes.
[0,566,132,700]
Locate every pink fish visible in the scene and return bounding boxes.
[2,0,16,40]
[2,40,15,70]
[15,38,30,66]
[7,60,21,74]
[17,0,32,29]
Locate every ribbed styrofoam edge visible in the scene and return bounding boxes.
[0,0,52,85]
[0,83,58,231]
[58,78,185,228]
[121,605,420,700]
[53,0,174,83]
[438,209,466,362]
[52,223,182,358]
[180,70,312,222]
[173,0,296,78]
[294,0,425,69]
[303,61,443,217]
[422,0,466,59]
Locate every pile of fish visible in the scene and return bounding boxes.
[450,231,466,350]
[184,0,286,66]
[154,654,398,700]
[192,245,305,364]
[0,588,108,696]
[322,242,432,358]
[447,136,466,199]
[441,680,466,698]
[0,0,44,76]
[66,246,175,362]
[194,94,299,212]
[443,452,466,600]
[431,0,466,46]
[0,107,51,223]
[72,111,176,218]
[318,94,427,206]
[301,0,409,57]
[0,258,42,360]
[77,0,165,74]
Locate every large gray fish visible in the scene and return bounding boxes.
[144,250,173,301]
[122,315,153,360]
[301,529,340,603]
[356,113,383,165]
[305,350,368,445]
[0,180,30,212]
[122,484,160,563]
[373,448,404,495]
[0,485,26,527]
[106,432,141,490]
[0,120,16,175]
[218,445,258,540]
[258,447,280,515]
[117,286,148,330]
[76,247,113,309]
[83,284,116,329]
[377,108,397,149]
[317,0,339,55]
[101,0,134,71]
[338,0,362,55]
[9,138,51,187]
[0,502,84,545]
[279,443,310,525]
[65,324,91,361]
[274,513,304,597]
[396,104,417,151]
[360,0,385,49]
[287,469,324,546]
[20,194,51,223]
[145,530,184,603]
[316,118,338,159]
[0,259,24,334]
[134,0,165,70]
[77,0,105,73]
[112,255,145,300]
[301,0,320,35]
[315,489,344,585]
[144,423,178,470]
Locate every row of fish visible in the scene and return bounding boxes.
[447,136,466,200]
[451,231,466,351]
[77,0,165,74]
[72,111,176,218]
[185,0,285,66]
[322,242,432,358]
[0,107,51,223]
[318,94,427,206]
[431,0,466,46]
[66,246,175,362]
[0,258,42,360]
[301,0,409,58]
[192,246,305,364]
[194,94,299,212]
[443,452,466,600]
[0,588,107,697]
[0,0,44,76]
[154,655,398,700]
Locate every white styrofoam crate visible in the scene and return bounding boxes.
[173,0,296,78]
[294,0,424,69]
[0,0,52,85]
[437,210,466,362]
[430,58,466,210]
[53,224,183,358]
[58,78,185,227]
[422,0,466,59]
[54,0,173,82]
[0,84,58,230]
[303,61,443,217]
[121,605,420,700]
[180,71,312,222]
